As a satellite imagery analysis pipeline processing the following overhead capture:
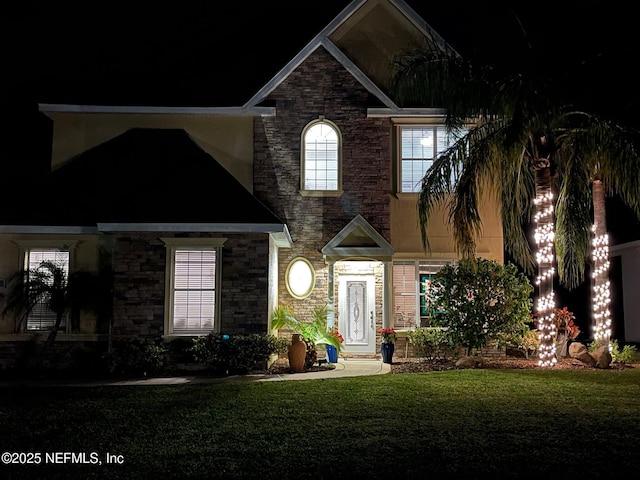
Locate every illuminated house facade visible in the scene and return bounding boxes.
[0,0,503,369]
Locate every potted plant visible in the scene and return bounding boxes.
[378,327,397,364]
[271,304,341,370]
[326,326,344,363]
[553,307,580,358]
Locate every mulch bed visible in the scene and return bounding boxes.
[389,357,637,373]
[262,357,637,376]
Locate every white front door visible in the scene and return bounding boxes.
[338,275,376,354]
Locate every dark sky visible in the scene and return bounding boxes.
[1,1,635,109]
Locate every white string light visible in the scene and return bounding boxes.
[534,190,557,367]
[591,225,611,349]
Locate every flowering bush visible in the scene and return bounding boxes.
[378,327,397,343]
[553,307,580,340]
[329,326,345,344]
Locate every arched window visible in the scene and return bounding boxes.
[301,118,341,193]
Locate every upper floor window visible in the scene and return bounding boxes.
[162,238,226,335]
[301,118,341,193]
[24,249,71,331]
[399,125,467,193]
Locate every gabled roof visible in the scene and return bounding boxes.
[245,0,454,110]
[23,0,454,113]
[322,214,395,261]
[0,128,291,245]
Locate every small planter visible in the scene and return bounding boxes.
[381,342,395,364]
[326,345,338,363]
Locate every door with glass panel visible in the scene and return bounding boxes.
[338,275,375,353]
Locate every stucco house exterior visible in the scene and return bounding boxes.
[0,0,503,370]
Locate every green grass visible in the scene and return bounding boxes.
[1,368,639,479]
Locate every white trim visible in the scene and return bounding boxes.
[243,0,455,109]
[321,41,397,109]
[0,226,99,234]
[96,223,288,233]
[162,238,227,336]
[610,240,640,254]
[38,104,276,117]
[11,239,79,249]
[367,108,447,118]
[160,237,228,248]
[322,214,395,261]
[389,0,459,56]
[285,257,316,299]
[301,118,343,193]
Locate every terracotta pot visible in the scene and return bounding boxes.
[288,334,307,372]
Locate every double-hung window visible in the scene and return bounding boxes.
[399,125,467,193]
[301,118,341,194]
[392,260,454,329]
[24,249,70,331]
[162,238,226,335]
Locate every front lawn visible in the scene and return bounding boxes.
[1,368,639,479]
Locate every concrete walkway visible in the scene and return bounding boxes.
[0,358,391,387]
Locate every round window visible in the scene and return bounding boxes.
[285,257,315,299]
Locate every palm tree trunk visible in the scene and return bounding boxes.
[534,166,557,366]
[591,179,611,350]
[36,310,64,369]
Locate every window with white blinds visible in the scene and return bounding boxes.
[172,249,217,333]
[399,125,467,193]
[25,249,70,331]
[392,260,454,328]
[302,120,341,191]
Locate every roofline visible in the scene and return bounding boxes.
[390,0,459,56]
[367,107,447,117]
[244,37,397,110]
[0,223,292,244]
[322,41,397,109]
[38,104,276,117]
[0,226,100,234]
[243,0,392,108]
[243,0,457,108]
[610,239,640,254]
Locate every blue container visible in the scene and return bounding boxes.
[326,345,338,363]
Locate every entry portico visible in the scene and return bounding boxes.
[322,215,395,355]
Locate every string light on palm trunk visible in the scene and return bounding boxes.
[534,191,557,367]
[592,226,611,349]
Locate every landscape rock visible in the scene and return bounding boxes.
[568,342,597,367]
[455,356,485,368]
[592,345,612,369]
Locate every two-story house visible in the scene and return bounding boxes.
[0,0,503,370]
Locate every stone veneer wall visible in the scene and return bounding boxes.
[253,46,392,317]
[111,232,271,338]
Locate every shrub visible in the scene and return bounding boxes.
[408,327,454,360]
[611,340,638,364]
[107,337,169,377]
[191,333,287,374]
[427,258,534,356]
[499,324,539,359]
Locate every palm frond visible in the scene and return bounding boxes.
[554,155,592,289]
[500,143,535,274]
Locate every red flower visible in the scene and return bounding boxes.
[328,326,344,343]
[378,327,397,343]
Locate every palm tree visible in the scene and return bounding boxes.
[1,260,112,369]
[391,42,640,364]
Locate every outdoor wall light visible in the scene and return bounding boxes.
[285,257,315,299]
